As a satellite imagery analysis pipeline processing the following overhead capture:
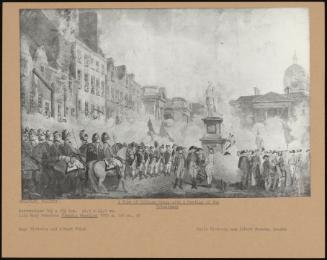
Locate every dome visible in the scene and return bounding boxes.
[283,55,308,94]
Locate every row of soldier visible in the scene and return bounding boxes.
[22,127,218,197]
[237,148,310,194]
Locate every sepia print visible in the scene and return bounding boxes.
[20,8,310,199]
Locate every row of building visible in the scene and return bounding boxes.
[20,9,204,125]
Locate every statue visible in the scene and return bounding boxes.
[205,82,217,117]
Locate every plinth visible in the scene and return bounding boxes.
[200,116,226,153]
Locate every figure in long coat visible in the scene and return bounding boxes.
[238,151,250,189]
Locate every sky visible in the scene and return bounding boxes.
[97,8,309,102]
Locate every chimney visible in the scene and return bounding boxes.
[78,11,98,52]
[254,87,260,96]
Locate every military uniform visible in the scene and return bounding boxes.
[173,148,186,189]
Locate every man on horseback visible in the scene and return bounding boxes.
[86,133,102,163]
[100,132,115,171]
[79,130,89,163]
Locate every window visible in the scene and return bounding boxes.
[44,102,50,117]
[21,91,25,107]
[91,104,95,114]
[58,104,62,120]
[84,73,89,92]
[96,79,100,96]
[111,71,115,82]
[101,81,105,97]
[78,99,81,111]
[84,55,88,67]
[71,108,75,116]
[85,101,89,116]
[111,88,114,101]
[38,93,43,113]
[77,50,82,63]
[29,93,34,111]
[40,65,45,73]
[77,70,82,81]
[101,64,104,74]
[96,61,99,72]
[91,76,95,94]
[90,58,94,69]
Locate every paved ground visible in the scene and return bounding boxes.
[83,174,310,199]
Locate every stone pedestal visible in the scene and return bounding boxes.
[200,116,226,153]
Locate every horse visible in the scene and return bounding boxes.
[44,154,87,198]
[87,144,128,193]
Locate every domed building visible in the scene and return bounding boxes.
[230,53,309,127]
[283,53,309,95]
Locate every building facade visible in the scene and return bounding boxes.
[141,86,167,120]
[163,97,191,123]
[105,58,143,122]
[230,55,309,127]
[71,38,106,121]
[20,9,144,126]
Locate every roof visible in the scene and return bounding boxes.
[235,95,261,103]
[253,92,292,103]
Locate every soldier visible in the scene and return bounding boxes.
[262,154,271,191]
[143,146,150,177]
[205,147,215,188]
[172,146,186,189]
[277,151,287,192]
[153,142,161,176]
[186,146,199,189]
[163,145,172,176]
[49,131,62,159]
[288,150,297,187]
[59,130,78,157]
[251,150,262,189]
[148,146,156,177]
[45,130,53,147]
[125,142,136,179]
[196,148,206,182]
[269,152,279,191]
[135,145,146,180]
[100,132,114,171]
[238,151,250,189]
[86,133,102,164]
[78,130,89,163]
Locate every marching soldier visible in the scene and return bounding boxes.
[148,146,156,177]
[205,147,215,188]
[186,146,199,189]
[125,142,136,179]
[163,145,172,176]
[135,145,146,180]
[262,154,271,191]
[172,146,186,189]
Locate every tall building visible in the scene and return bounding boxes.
[20,10,75,122]
[72,38,106,121]
[105,58,143,122]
